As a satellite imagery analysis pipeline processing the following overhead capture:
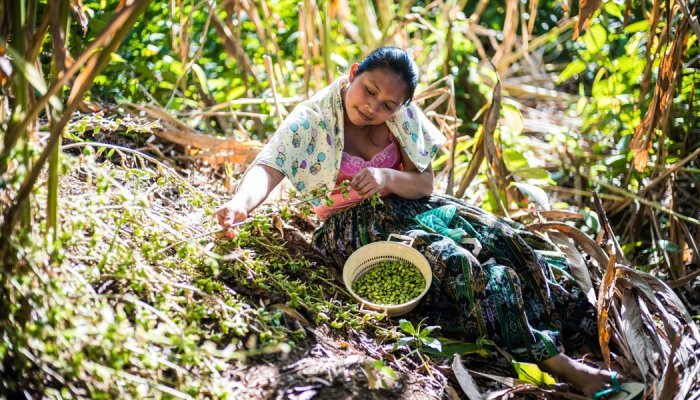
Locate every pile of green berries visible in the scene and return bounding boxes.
[352,260,425,305]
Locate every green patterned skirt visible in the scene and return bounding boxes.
[312,194,597,362]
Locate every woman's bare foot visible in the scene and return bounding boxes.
[540,353,616,397]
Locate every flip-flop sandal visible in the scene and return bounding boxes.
[592,372,646,400]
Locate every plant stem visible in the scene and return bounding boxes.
[47,0,70,237]
[600,182,700,226]
[0,0,154,259]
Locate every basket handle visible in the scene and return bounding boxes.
[387,233,415,247]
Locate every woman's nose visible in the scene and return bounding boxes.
[365,102,377,116]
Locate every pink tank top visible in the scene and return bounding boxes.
[313,134,402,220]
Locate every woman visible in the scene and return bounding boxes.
[216,47,616,397]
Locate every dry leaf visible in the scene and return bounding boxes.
[573,0,603,39]
[271,303,310,326]
[70,0,89,35]
[596,243,616,368]
[526,222,609,273]
[659,334,681,400]
[631,15,690,171]
[549,232,596,304]
[452,354,484,400]
[272,215,285,238]
[620,289,654,380]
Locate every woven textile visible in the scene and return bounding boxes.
[312,194,597,362]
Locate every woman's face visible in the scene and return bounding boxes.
[344,63,409,127]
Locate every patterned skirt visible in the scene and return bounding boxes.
[312,194,597,362]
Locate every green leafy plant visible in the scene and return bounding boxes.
[393,318,442,353]
[392,319,494,359]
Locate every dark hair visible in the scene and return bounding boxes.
[356,47,418,106]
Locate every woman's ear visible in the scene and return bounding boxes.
[348,63,360,82]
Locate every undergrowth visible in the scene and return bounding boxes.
[0,146,391,398]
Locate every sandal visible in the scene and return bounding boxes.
[592,372,646,400]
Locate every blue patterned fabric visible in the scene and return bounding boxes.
[312,194,598,362]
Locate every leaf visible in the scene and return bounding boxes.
[502,149,529,171]
[271,303,309,326]
[548,232,596,305]
[620,290,653,380]
[452,354,484,400]
[110,53,126,63]
[660,335,681,400]
[419,324,440,337]
[271,215,285,238]
[399,319,416,335]
[630,12,689,171]
[657,240,680,253]
[501,103,523,135]
[582,24,607,54]
[558,59,587,83]
[623,20,649,33]
[511,182,551,210]
[191,63,209,96]
[482,78,505,195]
[377,365,397,380]
[604,2,623,18]
[526,222,610,278]
[512,361,557,386]
[1,41,55,107]
[514,168,553,182]
[597,246,617,368]
[423,338,492,357]
[420,336,443,352]
[392,337,414,351]
[582,209,601,233]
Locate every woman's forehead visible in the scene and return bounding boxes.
[357,68,408,103]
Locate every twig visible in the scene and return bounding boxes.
[157,181,350,255]
[647,207,675,277]
[667,269,700,288]
[157,219,251,255]
[679,220,700,268]
[61,142,197,192]
[609,147,700,214]
[263,54,285,124]
[600,182,700,226]
[544,186,626,201]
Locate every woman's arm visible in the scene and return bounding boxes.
[351,146,434,199]
[216,164,285,228]
[381,164,434,198]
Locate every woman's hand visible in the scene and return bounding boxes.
[351,167,387,197]
[215,200,248,238]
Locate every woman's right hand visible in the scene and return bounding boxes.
[214,164,284,238]
[215,200,248,237]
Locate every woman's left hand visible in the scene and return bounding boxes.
[351,167,387,197]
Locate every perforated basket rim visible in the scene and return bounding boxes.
[342,241,432,316]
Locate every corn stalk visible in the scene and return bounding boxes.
[0,0,154,258]
[7,0,31,227]
[47,0,69,235]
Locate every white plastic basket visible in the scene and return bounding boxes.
[343,234,432,316]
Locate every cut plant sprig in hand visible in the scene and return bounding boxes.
[287,180,351,218]
[176,180,354,249]
[213,180,352,242]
